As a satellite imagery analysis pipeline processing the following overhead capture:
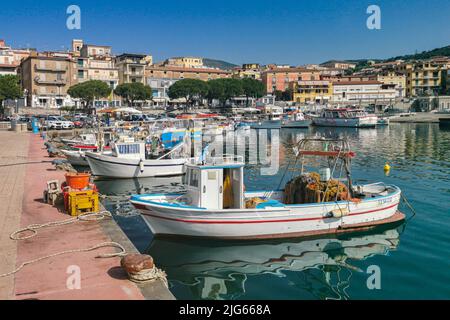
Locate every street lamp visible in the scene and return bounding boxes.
[23,89,28,108]
[161,80,170,110]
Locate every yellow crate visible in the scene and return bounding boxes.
[67,190,99,216]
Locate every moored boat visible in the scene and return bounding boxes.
[282,112,312,128]
[312,109,377,128]
[61,133,98,146]
[85,139,189,178]
[377,116,390,126]
[61,145,112,166]
[248,114,282,129]
[131,138,404,240]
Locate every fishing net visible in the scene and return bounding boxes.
[284,172,349,204]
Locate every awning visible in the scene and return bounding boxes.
[97,108,118,114]
[114,107,143,114]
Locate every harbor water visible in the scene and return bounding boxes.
[99,123,450,300]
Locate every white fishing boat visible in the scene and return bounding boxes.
[377,116,390,126]
[282,112,312,128]
[248,114,282,129]
[61,133,98,146]
[235,122,251,131]
[312,109,377,128]
[61,145,112,166]
[131,138,405,240]
[85,140,189,178]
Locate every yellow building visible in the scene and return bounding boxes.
[291,80,332,104]
[396,61,446,97]
[232,64,262,80]
[165,57,203,68]
[376,71,406,97]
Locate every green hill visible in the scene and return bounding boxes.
[388,45,450,61]
[203,58,238,70]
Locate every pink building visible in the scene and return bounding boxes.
[261,67,321,93]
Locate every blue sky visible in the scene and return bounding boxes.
[1,0,449,65]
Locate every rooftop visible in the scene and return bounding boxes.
[147,65,231,74]
[332,80,382,85]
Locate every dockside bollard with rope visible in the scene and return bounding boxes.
[0,211,169,287]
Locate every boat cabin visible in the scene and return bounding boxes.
[322,109,368,119]
[183,156,245,210]
[111,142,146,159]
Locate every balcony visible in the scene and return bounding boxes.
[34,77,67,85]
[124,71,144,76]
[34,65,67,73]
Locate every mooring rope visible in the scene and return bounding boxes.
[4,211,169,286]
[10,211,112,241]
[0,242,126,278]
[126,268,169,288]
[401,194,417,222]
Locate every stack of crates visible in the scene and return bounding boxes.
[64,188,99,216]
[62,174,100,216]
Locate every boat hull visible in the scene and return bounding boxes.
[312,117,377,128]
[131,188,403,240]
[61,150,89,166]
[282,120,312,128]
[85,152,186,178]
[249,120,282,129]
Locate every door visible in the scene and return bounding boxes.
[201,169,223,210]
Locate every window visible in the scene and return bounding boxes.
[190,169,200,188]
[118,144,140,154]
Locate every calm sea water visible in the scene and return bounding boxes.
[99,123,450,300]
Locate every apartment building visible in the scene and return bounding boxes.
[0,40,33,76]
[396,61,446,97]
[331,80,397,106]
[320,60,357,70]
[447,69,450,95]
[232,63,262,80]
[116,54,152,84]
[146,65,231,105]
[164,57,203,68]
[261,67,321,94]
[73,40,121,107]
[375,71,406,98]
[291,80,332,104]
[21,54,77,108]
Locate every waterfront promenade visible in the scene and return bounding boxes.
[0,131,173,300]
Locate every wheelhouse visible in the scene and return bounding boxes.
[183,156,245,210]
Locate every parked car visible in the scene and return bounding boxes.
[44,116,75,130]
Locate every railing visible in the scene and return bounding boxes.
[34,79,66,85]
[35,65,67,72]
[187,154,245,166]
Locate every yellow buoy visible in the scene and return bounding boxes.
[384,163,391,176]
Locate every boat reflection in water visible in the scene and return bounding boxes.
[95,176,183,196]
[147,223,404,300]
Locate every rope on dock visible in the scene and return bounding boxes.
[0,242,126,278]
[127,268,169,288]
[4,211,169,286]
[10,211,112,241]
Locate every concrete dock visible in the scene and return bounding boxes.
[390,112,450,123]
[0,131,174,300]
